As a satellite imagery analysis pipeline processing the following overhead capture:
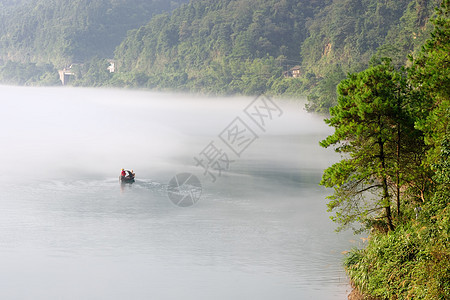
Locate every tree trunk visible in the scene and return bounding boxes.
[383,178,394,231]
[396,122,401,218]
[379,135,394,231]
[396,92,402,219]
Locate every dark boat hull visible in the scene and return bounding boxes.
[120,176,135,183]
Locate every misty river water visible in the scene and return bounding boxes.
[0,86,358,299]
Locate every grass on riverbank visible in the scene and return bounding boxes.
[344,205,450,299]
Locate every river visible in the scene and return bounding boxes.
[0,86,356,299]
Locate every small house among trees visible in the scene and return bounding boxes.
[58,67,75,85]
[283,66,302,78]
[107,60,115,73]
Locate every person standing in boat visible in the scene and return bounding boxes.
[121,168,126,178]
[127,170,135,179]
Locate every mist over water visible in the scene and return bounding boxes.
[1,86,188,180]
[0,86,355,299]
[1,86,331,180]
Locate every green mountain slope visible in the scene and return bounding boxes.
[0,0,440,108]
[111,0,328,92]
[0,0,188,84]
[110,0,437,109]
[302,0,437,112]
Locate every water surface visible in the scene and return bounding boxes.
[0,86,355,299]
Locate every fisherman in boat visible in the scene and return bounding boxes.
[126,169,135,180]
[120,168,135,182]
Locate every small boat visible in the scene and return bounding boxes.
[120,169,135,183]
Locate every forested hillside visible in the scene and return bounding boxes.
[111,0,328,93]
[321,0,449,297]
[0,0,441,112]
[303,0,437,112]
[0,0,188,84]
[109,0,438,111]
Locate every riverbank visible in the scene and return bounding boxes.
[348,285,380,300]
[343,209,450,299]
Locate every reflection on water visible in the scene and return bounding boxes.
[0,86,355,299]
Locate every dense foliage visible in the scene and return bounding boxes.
[320,59,428,232]
[110,0,327,93]
[303,0,437,113]
[345,212,450,299]
[322,1,449,298]
[0,0,188,85]
[109,0,437,101]
[0,0,439,103]
[0,0,188,64]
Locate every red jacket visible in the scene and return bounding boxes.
[121,170,126,177]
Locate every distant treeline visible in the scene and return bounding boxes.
[0,0,188,84]
[112,0,437,112]
[0,0,440,112]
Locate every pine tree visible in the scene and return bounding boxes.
[320,59,427,231]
